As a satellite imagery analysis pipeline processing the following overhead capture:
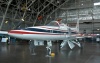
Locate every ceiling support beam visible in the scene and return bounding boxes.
[0,0,12,30]
[44,0,70,25]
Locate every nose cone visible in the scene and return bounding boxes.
[8,30,21,34]
[8,30,23,38]
[8,30,26,34]
[8,30,31,40]
[8,30,15,34]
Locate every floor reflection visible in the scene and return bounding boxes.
[0,42,100,63]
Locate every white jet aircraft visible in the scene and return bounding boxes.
[0,20,81,50]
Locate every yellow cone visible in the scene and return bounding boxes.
[50,53,55,57]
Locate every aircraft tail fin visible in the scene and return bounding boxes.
[75,19,79,33]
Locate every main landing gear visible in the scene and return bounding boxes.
[46,40,53,57]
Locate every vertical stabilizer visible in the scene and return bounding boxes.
[75,19,79,33]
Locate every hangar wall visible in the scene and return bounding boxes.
[0,0,100,34]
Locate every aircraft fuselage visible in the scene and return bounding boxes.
[8,26,78,40]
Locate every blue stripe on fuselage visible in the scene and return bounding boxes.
[22,28,77,34]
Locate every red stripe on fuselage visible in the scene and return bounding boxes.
[9,30,34,34]
[8,30,62,35]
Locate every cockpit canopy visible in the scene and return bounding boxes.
[47,21,62,27]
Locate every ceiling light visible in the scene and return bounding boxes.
[57,1,59,3]
[28,8,30,11]
[21,18,24,21]
[97,34,99,35]
[94,2,100,6]
[97,29,100,30]
[81,3,83,5]
[5,21,8,23]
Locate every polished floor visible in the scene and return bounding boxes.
[0,42,100,63]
